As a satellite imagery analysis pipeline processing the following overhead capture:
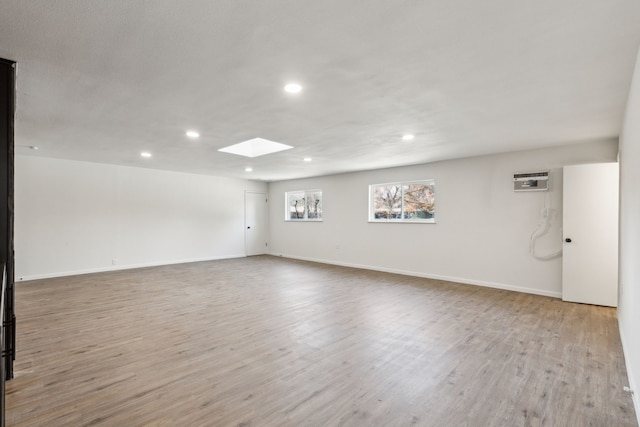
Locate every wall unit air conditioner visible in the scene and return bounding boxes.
[513,171,549,192]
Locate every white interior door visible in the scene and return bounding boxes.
[245,192,268,256]
[562,163,619,307]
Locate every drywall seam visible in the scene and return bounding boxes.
[269,252,562,299]
[16,254,247,282]
[619,321,640,425]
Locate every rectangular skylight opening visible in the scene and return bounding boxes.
[218,138,293,158]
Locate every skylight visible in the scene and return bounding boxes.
[218,138,293,158]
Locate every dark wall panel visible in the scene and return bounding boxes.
[0,57,16,427]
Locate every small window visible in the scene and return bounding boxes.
[369,180,435,223]
[285,189,322,221]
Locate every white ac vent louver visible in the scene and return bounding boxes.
[513,171,549,192]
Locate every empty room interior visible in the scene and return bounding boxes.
[2,1,640,426]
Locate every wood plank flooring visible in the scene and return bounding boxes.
[5,256,637,426]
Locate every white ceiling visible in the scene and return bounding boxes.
[1,1,640,182]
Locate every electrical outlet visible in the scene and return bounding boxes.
[112,259,117,265]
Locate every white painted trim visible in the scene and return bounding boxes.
[619,325,640,426]
[268,252,562,299]
[21,250,563,299]
[17,254,247,282]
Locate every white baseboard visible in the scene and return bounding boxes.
[268,252,562,299]
[619,325,640,425]
[17,254,247,282]
[20,251,563,300]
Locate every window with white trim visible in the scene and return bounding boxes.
[369,180,435,222]
[285,189,322,221]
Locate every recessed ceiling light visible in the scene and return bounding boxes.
[219,137,293,158]
[303,157,312,162]
[29,145,39,150]
[402,134,415,141]
[245,167,253,172]
[284,83,302,93]
[140,152,152,158]
[186,130,200,139]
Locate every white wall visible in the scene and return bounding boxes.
[619,47,640,419]
[269,140,617,297]
[15,156,267,280]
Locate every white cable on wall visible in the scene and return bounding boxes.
[529,191,562,260]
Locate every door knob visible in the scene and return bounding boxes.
[247,226,251,229]
[565,238,572,243]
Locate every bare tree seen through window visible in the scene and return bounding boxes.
[288,192,305,219]
[286,190,322,220]
[370,180,435,222]
[373,185,402,219]
[306,191,322,219]
[403,183,435,219]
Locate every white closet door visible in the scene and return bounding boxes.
[562,163,618,307]
[245,192,268,256]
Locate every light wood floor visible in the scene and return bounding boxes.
[5,256,637,426]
